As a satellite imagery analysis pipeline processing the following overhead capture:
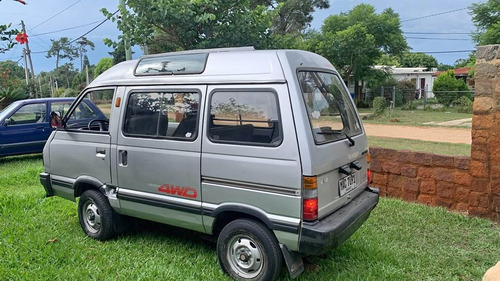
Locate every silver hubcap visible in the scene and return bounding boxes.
[83,200,101,233]
[227,235,263,278]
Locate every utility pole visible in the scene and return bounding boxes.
[22,49,29,85]
[21,21,35,80]
[86,65,89,86]
[119,0,132,60]
[21,20,36,98]
[49,76,54,97]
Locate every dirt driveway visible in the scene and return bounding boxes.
[363,123,471,144]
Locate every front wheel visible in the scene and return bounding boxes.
[217,219,283,281]
[78,190,116,240]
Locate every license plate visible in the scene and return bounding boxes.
[339,173,356,197]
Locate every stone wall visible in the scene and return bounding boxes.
[370,147,477,214]
[370,45,500,222]
[470,45,500,221]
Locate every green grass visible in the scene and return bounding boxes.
[368,136,471,156]
[1,155,498,280]
[358,108,472,127]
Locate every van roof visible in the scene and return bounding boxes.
[88,47,335,88]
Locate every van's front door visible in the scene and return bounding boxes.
[115,86,205,232]
[48,89,115,201]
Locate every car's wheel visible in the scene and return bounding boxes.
[78,189,116,240]
[217,219,283,281]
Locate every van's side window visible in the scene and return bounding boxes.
[208,91,281,145]
[64,89,114,132]
[123,92,199,139]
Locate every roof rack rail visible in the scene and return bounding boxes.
[140,46,255,59]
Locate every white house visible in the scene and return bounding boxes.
[374,66,437,98]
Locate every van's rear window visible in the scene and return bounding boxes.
[298,71,362,144]
[135,53,208,75]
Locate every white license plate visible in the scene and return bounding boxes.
[339,173,356,197]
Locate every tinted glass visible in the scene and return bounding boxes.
[124,92,199,139]
[209,91,281,145]
[135,53,208,75]
[298,71,362,144]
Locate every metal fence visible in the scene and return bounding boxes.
[365,86,475,110]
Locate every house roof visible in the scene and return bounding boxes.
[432,67,471,77]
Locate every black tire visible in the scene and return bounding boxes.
[78,189,116,241]
[217,219,283,281]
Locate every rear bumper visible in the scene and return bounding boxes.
[40,172,54,197]
[298,187,379,255]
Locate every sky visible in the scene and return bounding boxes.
[0,0,478,74]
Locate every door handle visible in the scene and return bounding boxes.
[96,148,106,160]
[119,150,128,166]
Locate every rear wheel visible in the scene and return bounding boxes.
[217,219,283,281]
[78,190,116,240]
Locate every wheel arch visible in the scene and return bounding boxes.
[73,176,104,197]
[209,205,276,238]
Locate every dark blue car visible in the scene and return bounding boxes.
[0,97,107,157]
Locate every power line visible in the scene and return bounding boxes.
[404,31,472,35]
[70,10,119,44]
[30,20,102,37]
[30,10,119,54]
[417,50,475,54]
[406,36,472,41]
[401,7,468,22]
[30,0,82,30]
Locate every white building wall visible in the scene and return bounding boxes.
[375,66,436,98]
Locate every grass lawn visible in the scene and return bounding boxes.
[1,155,498,280]
[358,108,472,127]
[368,136,471,157]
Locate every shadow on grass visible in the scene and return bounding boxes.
[0,153,43,164]
[119,216,216,251]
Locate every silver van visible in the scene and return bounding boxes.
[40,47,379,281]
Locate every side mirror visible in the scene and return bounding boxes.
[3,118,13,126]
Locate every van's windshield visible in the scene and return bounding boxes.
[298,71,362,144]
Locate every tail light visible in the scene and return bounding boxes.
[366,153,372,184]
[303,176,318,221]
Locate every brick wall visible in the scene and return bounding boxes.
[369,45,500,222]
[369,147,479,215]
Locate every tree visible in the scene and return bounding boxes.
[399,52,438,70]
[102,1,274,53]
[0,23,20,53]
[94,58,113,79]
[432,70,470,106]
[318,4,408,101]
[270,0,329,35]
[76,37,95,71]
[107,40,127,65]
[102,0,327,55]
[470,0,500,44]
[52,63,79,89]
[0,60,25,80]
[46,37,79,69]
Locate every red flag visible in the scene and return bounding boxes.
[15,32,28,44]
[14,0,28,5]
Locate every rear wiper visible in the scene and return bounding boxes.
[345,133,355,146]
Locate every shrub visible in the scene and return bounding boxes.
[373,97,387,115]
[433,70,471,106]
[453,96,473,114]
[357,100,371,108]
[401,101,417,110]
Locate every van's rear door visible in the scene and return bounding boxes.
[296,71,369,219]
